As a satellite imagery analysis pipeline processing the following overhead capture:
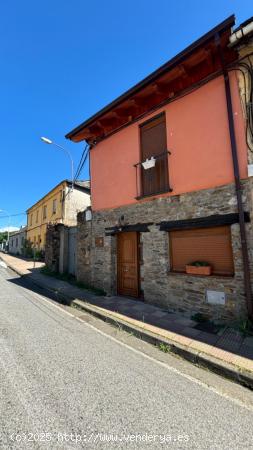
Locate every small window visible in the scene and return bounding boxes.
[30,214,33,226]
[43,205,47,219]
[52,199,57,214]
[36,210,39,223]
[169,226,234,276]
[16,238,18,247]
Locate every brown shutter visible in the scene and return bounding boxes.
[140,113,168,196]
[170,226,234,276]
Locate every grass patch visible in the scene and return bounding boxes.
[231,319,253,337]
[40,266,106,296]
[158,342,170,353]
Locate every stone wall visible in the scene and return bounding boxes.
[45,223,74,275]
[76,212,92,285]
[45,224,61,272]
[76,180,253,322]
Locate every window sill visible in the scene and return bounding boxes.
[136,188,173,201]
[167,271,234,280]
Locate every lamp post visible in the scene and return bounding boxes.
[40,137,74,190]
[0,209,10,250]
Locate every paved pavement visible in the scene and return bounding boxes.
[2,252,253,381]
[0,254,44,275]
[1,264,253,449]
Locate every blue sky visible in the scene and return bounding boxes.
[0,0,252,229]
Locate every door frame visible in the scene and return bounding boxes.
[117,231,140,298]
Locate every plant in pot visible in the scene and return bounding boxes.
[186,261,212,276]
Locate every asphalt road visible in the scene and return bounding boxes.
[1,265,253,449]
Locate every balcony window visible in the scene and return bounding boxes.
[136,113,170,198]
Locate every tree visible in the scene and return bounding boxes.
[0,232,8,244]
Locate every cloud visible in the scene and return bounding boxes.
[0,226,20,232]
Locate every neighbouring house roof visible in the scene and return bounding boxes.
[26,179,90,212]
[66,15,237,145]
[67,180,91,190]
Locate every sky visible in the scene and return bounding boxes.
[0,0,252,230]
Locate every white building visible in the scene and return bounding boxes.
[9,226,27,255]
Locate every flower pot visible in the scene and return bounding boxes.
[142,157,156,170]
[186,265,212,276]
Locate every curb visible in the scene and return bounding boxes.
[72,299,253,391]
[0,255,74,304]
[1,254,253,390]
[0,255,22,276]
[0,255,35,278]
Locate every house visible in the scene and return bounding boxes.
[26,179,90,250]
[66,15,253,322]
[8,226,27,255]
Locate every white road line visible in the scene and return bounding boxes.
[23,286,253,412]
[0,261,7,268]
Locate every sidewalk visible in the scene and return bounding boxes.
[0,252,44,275]
[2,251,253,388]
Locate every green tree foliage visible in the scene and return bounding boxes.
[0,232,8,244]
[21,239,33,258]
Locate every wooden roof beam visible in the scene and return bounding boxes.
[184,48,212,68]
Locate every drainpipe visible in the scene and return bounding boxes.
[216,32,253,319]
[229,19,253,46]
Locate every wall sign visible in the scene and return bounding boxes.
[95,237,104,247]
[206,290,226,305]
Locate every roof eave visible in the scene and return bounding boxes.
[66,14,235,141]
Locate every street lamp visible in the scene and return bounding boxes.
[40,137,74,190]
[0,209,10,250]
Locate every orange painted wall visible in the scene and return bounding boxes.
[90,73,247,211]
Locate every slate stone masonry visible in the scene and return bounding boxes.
[76,179,253,322]
[45,224,61,272]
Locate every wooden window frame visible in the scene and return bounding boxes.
[139,112,169,198]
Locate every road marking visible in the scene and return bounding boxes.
[0,261,7,268]
[14,283,253,412]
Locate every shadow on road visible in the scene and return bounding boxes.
[7,269,253,362]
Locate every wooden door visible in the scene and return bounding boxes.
[117,232,139,297]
